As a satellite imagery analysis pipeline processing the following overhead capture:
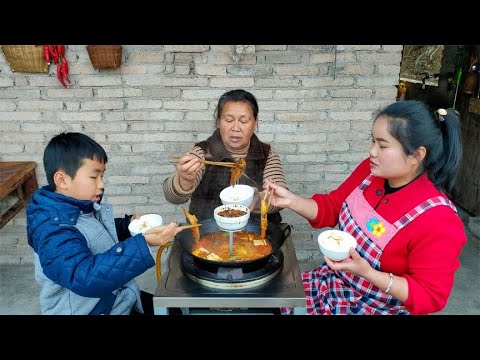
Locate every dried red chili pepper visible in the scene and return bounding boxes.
[61,56,70,83]
[43,45,51,64]
[48,45,59,64]
[57,63,67,88]
[56,45,65,57]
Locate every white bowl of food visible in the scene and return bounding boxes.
[219,184,254,207]
[128,214,163,236]
[214,204,250,231]
[317,229,357,261]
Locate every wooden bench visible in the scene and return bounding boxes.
[0,162,38,230]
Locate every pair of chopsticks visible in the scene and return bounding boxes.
[169,156,236,168]
[144,223,202,235]
[263,187,274,208]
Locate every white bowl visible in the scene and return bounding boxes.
[128,214,163,236]
[219,184,254,207]
[213,204,250,231]
[317,229,357,261]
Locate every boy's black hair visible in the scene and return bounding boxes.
[43,132,108,189]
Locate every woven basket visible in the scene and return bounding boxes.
[1,45,48,73]
[86,45,122,69]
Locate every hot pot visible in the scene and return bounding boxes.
[175,217,291,270]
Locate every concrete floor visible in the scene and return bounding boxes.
[1,209,479,315]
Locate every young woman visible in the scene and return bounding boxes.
[265,101,467,315]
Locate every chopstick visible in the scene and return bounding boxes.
[267,189,273,208]
[178,224,202,230]
[239,172,259,188]
[200,160,236,167]
[144,223,202,235]
[262,189,269,202]
[169,156,236,168]
[263,187,274,208]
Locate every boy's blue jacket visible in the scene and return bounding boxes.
[27,185,155,314]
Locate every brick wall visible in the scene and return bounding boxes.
[0,44,403,264]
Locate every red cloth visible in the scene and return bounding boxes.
[309,158,467,314]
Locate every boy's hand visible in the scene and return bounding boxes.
[144,222,182,246]
[131,213,141,222]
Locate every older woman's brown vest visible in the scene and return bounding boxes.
[189,128,282,224]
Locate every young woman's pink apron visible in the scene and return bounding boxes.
[284,174,456,315]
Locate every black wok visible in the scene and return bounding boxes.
[175,217,291,268]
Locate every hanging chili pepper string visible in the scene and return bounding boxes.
[43,46,51,65]
[43,45,69,88]
[56,63,67,88]
[61,56,70,84]
[56,45,65,58]
[48,45,59,65]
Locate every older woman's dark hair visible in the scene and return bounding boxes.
[214,89,259,127]
[375,100,462,195]
[43,132,108,189]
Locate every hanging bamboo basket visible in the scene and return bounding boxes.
[1,45,48,73]
[86,45,122,69]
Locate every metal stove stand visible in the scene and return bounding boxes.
[153,224,306,315]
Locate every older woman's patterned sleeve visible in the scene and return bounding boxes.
[262,146,287,214]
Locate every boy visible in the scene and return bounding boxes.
[27,132,180,314]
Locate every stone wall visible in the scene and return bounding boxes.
[0,44,402,264]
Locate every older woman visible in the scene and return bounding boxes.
[163,89,287,223]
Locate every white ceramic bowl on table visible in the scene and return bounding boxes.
[214,204,250,231]
[219,184,254,207]
[317,229,357,261]
[128,214,163,236]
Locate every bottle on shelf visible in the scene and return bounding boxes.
[396,81,407,101]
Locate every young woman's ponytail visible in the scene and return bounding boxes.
[376,101,463,195]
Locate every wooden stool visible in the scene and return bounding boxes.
[0,161,38,229]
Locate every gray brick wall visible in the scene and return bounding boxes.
[0,44,402,264]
